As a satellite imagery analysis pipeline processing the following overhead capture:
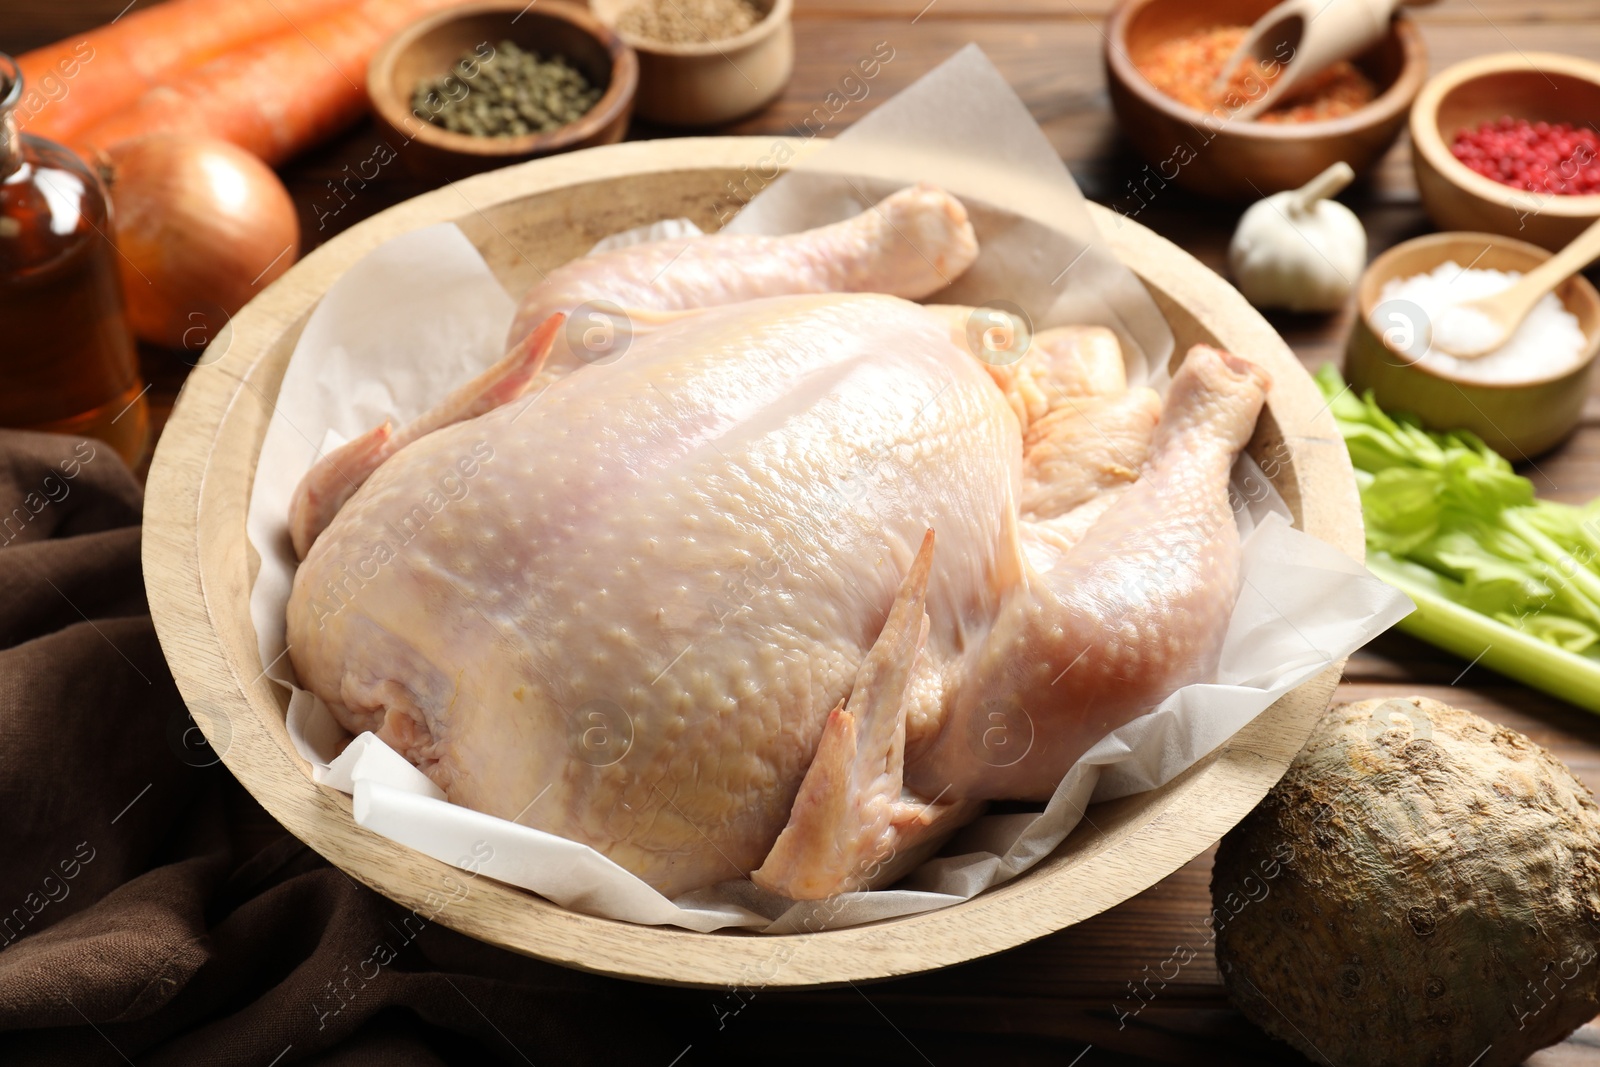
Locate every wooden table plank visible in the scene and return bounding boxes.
[720,18,1600,168]
[5,0,1595,51]
[791,0,1600,22]
[7,0,1600,1061]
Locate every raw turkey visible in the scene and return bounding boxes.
[285,186,1270,900]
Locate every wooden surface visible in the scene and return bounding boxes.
[6,0,1600,1062]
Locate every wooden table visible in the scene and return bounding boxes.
[8,1,1600,1063]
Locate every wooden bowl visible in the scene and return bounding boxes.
[143,137,1362,988]
[366,0,637,183]
[1105,0,1427,200]
[1346,231,1600,458]
[1412,52,1600,252]
[588,0,792,127]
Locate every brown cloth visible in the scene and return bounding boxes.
[0,430,728,1067]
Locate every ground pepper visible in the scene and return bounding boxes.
[1137,25,1377,124]
[413,40,602,138]
[615,0,766,45]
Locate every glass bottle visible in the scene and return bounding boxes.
[0,52,148,468]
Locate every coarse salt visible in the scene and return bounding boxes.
[1379,262,1589,384]
[1430,304,1502,355]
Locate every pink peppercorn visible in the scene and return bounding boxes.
[1450,117,1600,196]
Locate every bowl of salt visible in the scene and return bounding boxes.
[1346,230,1600,458]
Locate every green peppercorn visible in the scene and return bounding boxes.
[411,41,603,139]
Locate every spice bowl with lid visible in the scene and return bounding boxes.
[589,0,793,127]
[1104,0,1427,200]
[1412,52,1600,253]
[1345,231,1600,458]
[367,0,637,183]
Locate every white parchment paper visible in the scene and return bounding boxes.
[245,48,1411,933]
[721,45,1176,384]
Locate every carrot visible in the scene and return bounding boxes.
[15,0,365,144]
[71,0,476,166]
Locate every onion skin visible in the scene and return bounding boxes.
[103,133,299,352]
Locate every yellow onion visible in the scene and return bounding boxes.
[102,133,299,353]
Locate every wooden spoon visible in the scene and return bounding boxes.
[1431,217,1600,358]
[1217,0,1433,121]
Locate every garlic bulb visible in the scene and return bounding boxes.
[1228,162,1366,313]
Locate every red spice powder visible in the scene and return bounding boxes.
[1451,117,1600,196]
[1136,26,1377,124]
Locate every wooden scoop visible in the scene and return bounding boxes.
[1431,217,1600,358]
[1216,0,1430,121]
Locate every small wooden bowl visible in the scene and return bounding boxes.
[1105,0,1427,200]
[1346,231,1600,458]
[144,138,1361,988]
[588,0,792,127]
[367,0,637,183]
[1412,52,1600,253]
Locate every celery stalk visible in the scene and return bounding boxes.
[1368,554,1600,713]
[1317,364,1600,712]
[1501,510,1600,610]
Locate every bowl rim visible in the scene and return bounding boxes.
[589,0,793,58]
[1356,229,1600,390]
[1103,0,1427,141]
[142,136,1360,988]
[1409,50,1600,217]
[365,0,639,159]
